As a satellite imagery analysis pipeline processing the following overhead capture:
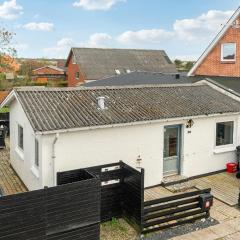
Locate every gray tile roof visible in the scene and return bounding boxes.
[84,72,189,87]
[189,76,240,95]
[15,84,240,133]
[70,48,177,80]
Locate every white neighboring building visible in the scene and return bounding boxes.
[2,83,240,191]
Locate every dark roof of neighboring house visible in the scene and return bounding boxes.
[83,72,190,87]
[11,84,240,133]
[189,76,240,95]
[67,48,177,80]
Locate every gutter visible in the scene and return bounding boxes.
[52,133,59,186]
[35,112,240,136]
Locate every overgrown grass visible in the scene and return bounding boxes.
[101,218,137,240]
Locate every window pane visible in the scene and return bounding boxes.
[35,139,39,167]
[164,127,178,158]
[216,121,234,146]
[18,125,23,150]
[222,43,236,60]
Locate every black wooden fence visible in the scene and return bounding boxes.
[57,161,144,231]
[0,170,100,240]
[142,188,211,234]
[57,162,213,235]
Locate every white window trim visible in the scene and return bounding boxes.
[15,146,24,160]
[18,124,24,150]
[31,166,40,179]
[214,120,236,154]
[221,43,237,62]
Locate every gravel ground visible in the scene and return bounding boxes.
[142,217,219,240]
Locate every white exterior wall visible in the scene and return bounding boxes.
[9,100,43,191]
[41,114,240,188]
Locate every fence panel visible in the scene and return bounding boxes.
[0,170,100,240]
[142,188,211,234]
[85,162,124,222]
[122,163,144,230]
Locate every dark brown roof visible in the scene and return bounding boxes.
[15,84,240,133]
[68,48,177,80]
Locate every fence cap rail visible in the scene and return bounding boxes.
[144,188,211,207]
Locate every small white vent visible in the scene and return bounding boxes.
[97,96,106,110]
[115,69,121,75]
[126,69,131,73]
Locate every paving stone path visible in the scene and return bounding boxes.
[170,199,240,240]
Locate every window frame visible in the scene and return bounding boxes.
[75,72,80,80]
[215,121,234,147]
[35,138,39,168]
[221,43,237,62]
[18,124,24,151]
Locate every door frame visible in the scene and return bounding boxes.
[163,124,182,176]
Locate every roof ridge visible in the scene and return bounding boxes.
[72,47,165,51]
[14,83,205,92]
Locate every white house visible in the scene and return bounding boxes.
[2,83,240,191]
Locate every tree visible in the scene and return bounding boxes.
[185,61,194,71]
[0,27,16,72]
[174,59,182,67]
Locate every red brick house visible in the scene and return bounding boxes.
[188,7,240,77]
[66,48,177,87]
[32,66,66,84]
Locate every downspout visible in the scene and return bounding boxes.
[52,133,59,186]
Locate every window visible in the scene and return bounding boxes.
[35,139,39,167]
[221,43,236,61]
[18,125,23,150]
[75,72,80,79]
[216,121,234,146]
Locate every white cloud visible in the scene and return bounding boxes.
[73,0,125,10]
[118,29,174,45]
[14,43,28,51]
[174,10,234,41]
[43,34,113,58]
[87,33,112,47]
[44,38,75,58]
[23,22,54,31]
[0,0,23,20]
[117,10,234,46]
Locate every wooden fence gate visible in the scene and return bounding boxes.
[142,188,212,234]
[57,161,145,231]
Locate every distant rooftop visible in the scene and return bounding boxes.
[67,48,177,80]
[83,72,190,87]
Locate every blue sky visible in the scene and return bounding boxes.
[0,0,239,60]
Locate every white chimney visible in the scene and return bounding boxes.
[97,96,106,110]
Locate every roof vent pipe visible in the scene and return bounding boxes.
[175,74,180,79]
[97,96,106,110]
